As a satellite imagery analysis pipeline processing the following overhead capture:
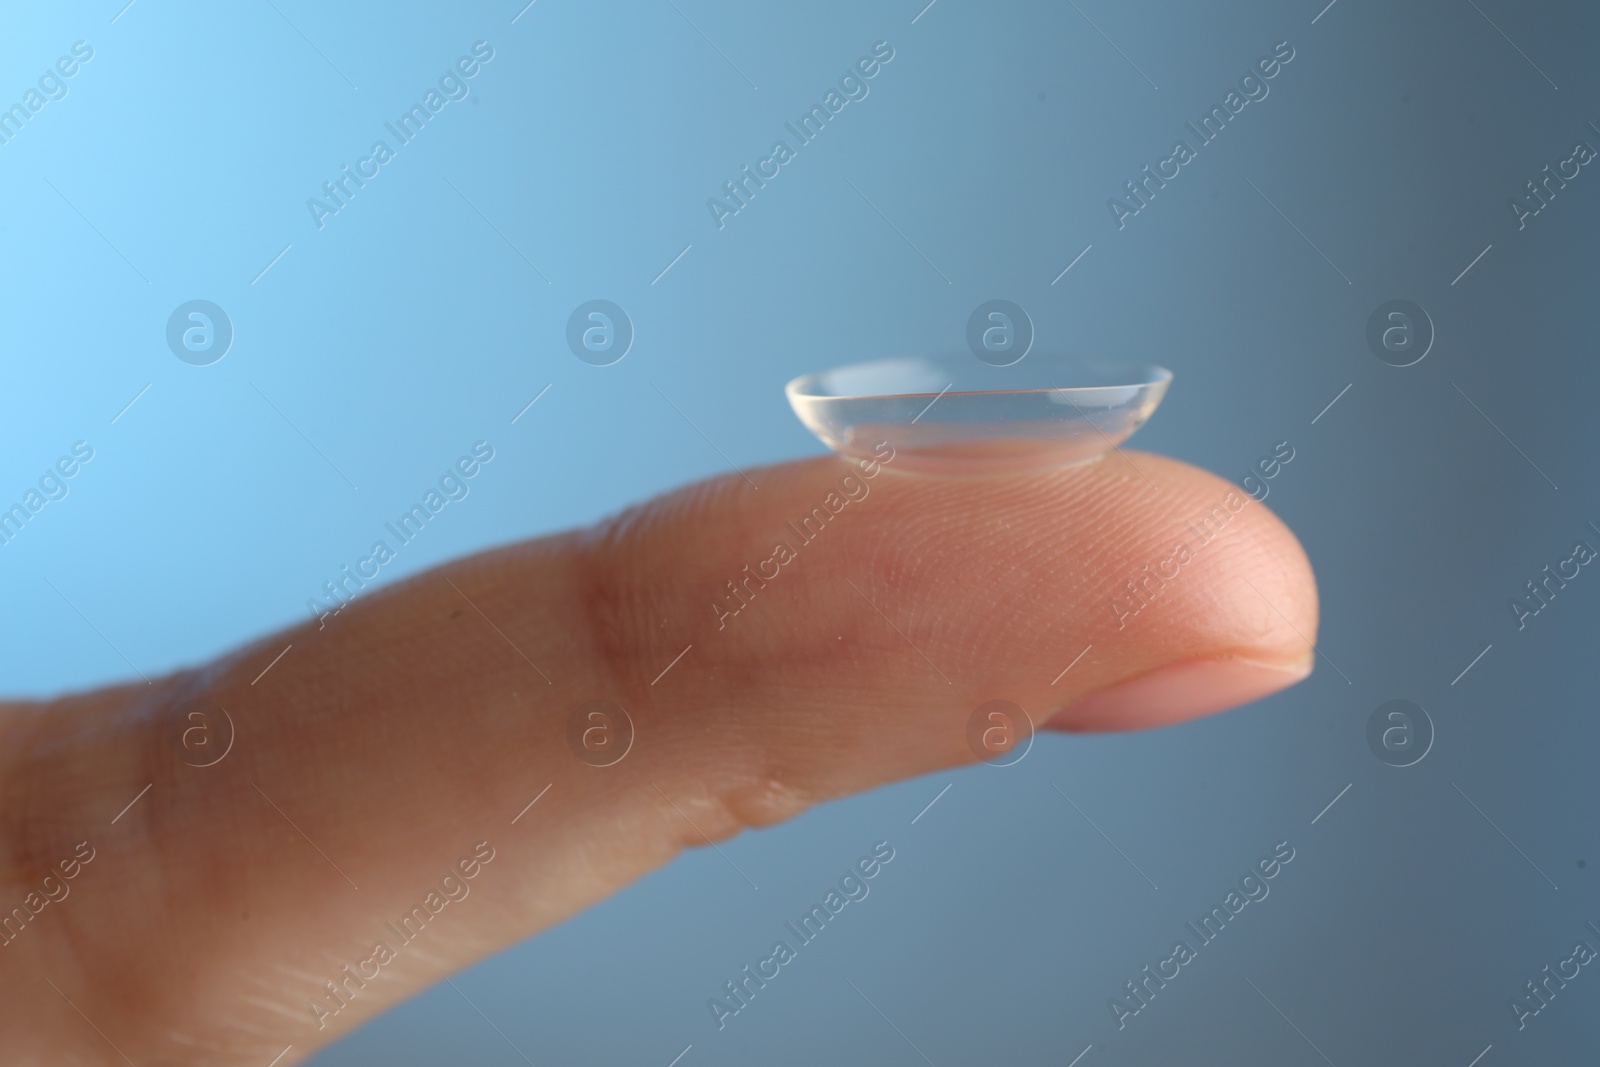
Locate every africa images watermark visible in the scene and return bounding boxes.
[1107,39,1297,230]
[712,440,896,630]
[306,41,496,229]
[307,840,497,1030]
[0,440,95,549]
[1111,441,1295,629]
[1508,130,1595,230]
[0,40,94,148]
[1107,840,1296,1030]
[307,441,496,627]
[1508,920,1600,1031]
[0,841,97,949]
[707,841,896,1030]
[1508,519,1600,632]
[706,40,897,230]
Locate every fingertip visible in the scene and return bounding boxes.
[1040,652,1314,733]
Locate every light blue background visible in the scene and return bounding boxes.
[3,0,1598,1062]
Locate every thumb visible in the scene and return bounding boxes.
[0,448,1316,1062]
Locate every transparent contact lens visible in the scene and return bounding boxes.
[786,355,1172,476]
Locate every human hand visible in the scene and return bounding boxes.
[0,448,1316,1064]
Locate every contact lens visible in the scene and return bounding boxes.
[786,355,1172,475]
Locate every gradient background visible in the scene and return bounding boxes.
[3,0,1598,1062]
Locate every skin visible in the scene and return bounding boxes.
[0,448,1316,1064]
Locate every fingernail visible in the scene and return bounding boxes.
[1043,654,1313,733]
